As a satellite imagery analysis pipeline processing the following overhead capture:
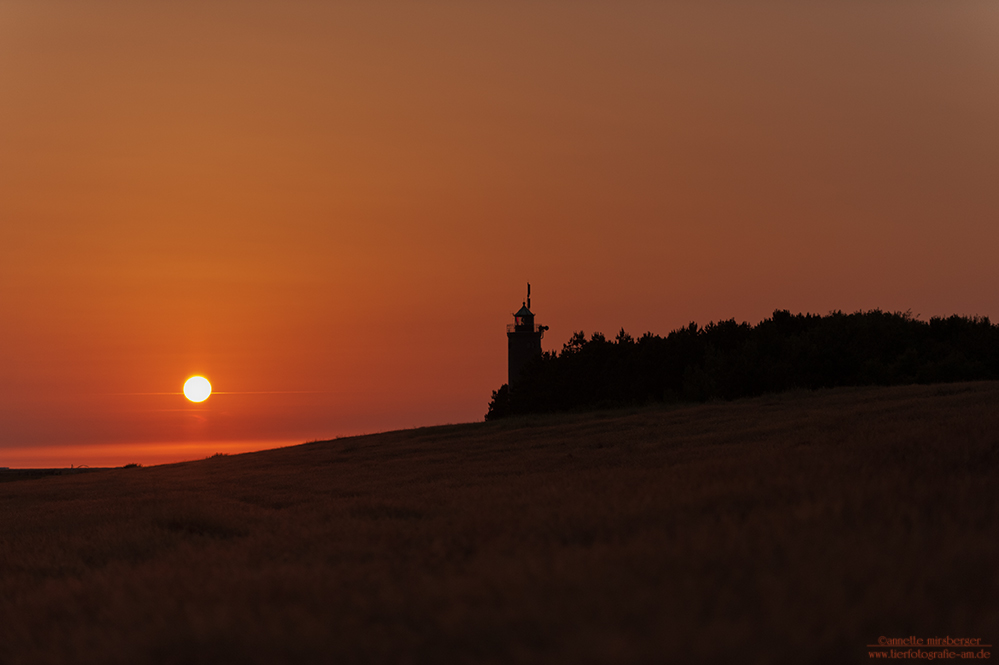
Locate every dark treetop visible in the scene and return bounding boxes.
[486,309,999,419]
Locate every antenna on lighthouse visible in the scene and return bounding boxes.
[527,282,531,310]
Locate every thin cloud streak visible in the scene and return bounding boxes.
[103,391,329,395]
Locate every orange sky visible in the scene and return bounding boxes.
[2,2,998,466]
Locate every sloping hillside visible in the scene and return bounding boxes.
[2,383,997,664]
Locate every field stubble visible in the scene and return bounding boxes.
[1,383,997,664]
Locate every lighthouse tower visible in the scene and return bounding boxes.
[507,283,548,387]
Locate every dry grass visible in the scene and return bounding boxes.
[1,383,997,664]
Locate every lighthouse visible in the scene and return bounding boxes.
[507,283,548,387]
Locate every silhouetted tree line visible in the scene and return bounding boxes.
[486,309,999,419]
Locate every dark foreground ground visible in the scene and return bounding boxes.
[1,383,997,664]
[0,468,107,483]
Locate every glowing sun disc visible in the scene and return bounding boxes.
[183,376,212,402]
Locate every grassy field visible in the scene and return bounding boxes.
[1,383,997,664]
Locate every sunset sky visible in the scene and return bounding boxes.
[2,2,998,466]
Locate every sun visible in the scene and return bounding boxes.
[183,376,212,402]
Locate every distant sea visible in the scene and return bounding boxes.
[0,440,303,469]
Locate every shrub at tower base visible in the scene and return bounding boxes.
[485,309,999,419]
